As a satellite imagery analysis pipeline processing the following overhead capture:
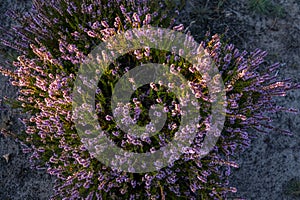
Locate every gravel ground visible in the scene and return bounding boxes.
[0,1,55,199]
[0,0,299,199]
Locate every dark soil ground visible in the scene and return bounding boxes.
[0,0,299,199]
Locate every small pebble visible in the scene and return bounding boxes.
[2,153,10,163]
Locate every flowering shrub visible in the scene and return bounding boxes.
[0,0,299,199]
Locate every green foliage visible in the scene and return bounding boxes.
[248,0,286,17]
[283,177,300,197]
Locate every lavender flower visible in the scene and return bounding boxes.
[0,0,299,199]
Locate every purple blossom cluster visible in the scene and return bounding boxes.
[205,35,299,156]
[0,0,299,199]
